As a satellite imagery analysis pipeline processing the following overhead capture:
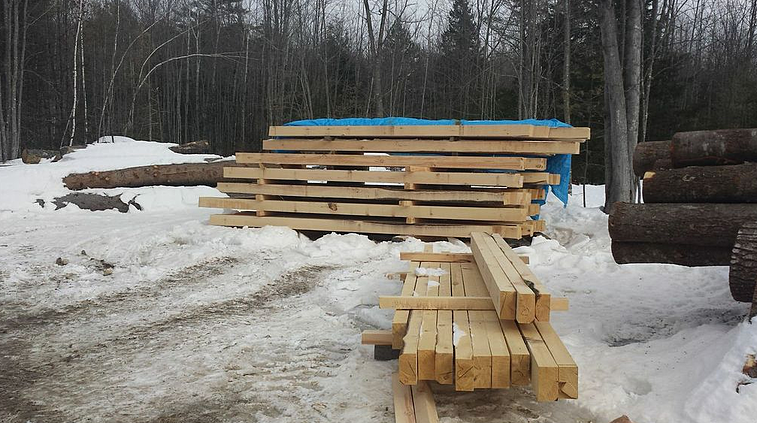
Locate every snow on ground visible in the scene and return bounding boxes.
[0,140,755,423]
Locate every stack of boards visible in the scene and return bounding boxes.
[368,232,577,405]
[199,124,589,240]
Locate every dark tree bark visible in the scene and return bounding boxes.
[643,163,757,203]
[608,202,757,247]
[63,161,238,190]
[671,129,757,167]
[633,140,671,176]
[730,221,757,303]
[612,241,731,266]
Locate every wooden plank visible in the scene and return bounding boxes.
[519,323,559,401]
[208,214,523,239]
[224,166,527,188]
[450,263,474,391]
[470,232,517,319]
[535,322,578,399]
[392,373,417,423]
[468,311,493,389]
[482,234,536,324]
[263,139,582,155]
[237,152,548,171]
[521,173,560,185]
[393,262,419,349]
[399,311,423,385]
[434,263,454,385]
[500,319,530,386]
[217,182,532,205]
[379,296,495,310]
[482,311,510,388]
[199,197,528,222]
[492,234,552,321]
[268,125,589,139]
[410,382,439,423]
[400,252,474,262]
[418,263,440,381]
[550,297,569,311]
[361,330,393,345]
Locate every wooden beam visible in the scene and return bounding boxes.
[217,182,532,205]
[263,139,582,155]
[500,319,530,386]
[492,235,552,321]
[483,311,510,388]
[418,264,440,381]
[379,296,495,310]
[400,252,475,262]
[535,322,578,399]
[550,297,569,311]
[208,214,523,239]
[410,382,439,423]
[519,323,559,401]
[393,263,419,349]
[470,232,517,319]
[451,264,474,392]
[399,311,423,385]
[392,373,417,423]
[224,166,529,188]
[469,311,493,389]
[482,234,536,324]
[268,125,590,140]
[200,197,528,222]
[361,330,393,346]
[434,263,454,385]
[237,152,548,171]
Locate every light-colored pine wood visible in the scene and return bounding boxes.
[482,234,536,324]
[392,373,417,423]
[492,234,552,321]
[550,297,569,311]
[450,263,474,392]
[483,311,510,388]
[400,252,474,262]
[217,182,532,205]
[267,125,589,140]
[361,330,393,345]
[399,310,423,385]
[500,319,530,386]
[418,263,440,380]
[263,139,582,155]
[379,296,495,310]
[468,311,493,389]
[393,262,419,349]
[434,263,454,385]
[224,166,528,188]
[237,152,548,171]
[521,173,560,184]
[410,381,440,423]
[470,232,517,319]
[208,214,523,239]
[200,197,528,222]
[535,321,578,399]
[519,323,559,401]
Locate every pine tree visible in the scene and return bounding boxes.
[438,0,480,118]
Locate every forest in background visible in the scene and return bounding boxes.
[1,0,756,185]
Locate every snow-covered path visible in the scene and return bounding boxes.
[1,141,756,423]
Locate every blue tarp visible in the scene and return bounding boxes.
[283,117,572,210]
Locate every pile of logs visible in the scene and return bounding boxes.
[610,129,757,308]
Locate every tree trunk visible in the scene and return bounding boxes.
[608,202,757,247]
[671,129,757,167]
[643,163,757,203]
[612,241,732,266]
[633,140,671,176]
[63,161,239,190]
[562,0,571,123]
[730,221,757,302]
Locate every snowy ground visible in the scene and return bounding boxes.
[1,140,755,423]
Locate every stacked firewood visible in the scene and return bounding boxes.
[609,129,757,308]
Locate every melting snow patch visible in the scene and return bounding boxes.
[415,267,447,277]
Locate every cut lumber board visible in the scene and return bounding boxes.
[410,381,439,423]
[550,297,569,311]
[400,252,530,265]
[451,263,474,392]
[435,263,454,385]
[492,234,551,322]
[535,321,578,399]
[392,373,417,423]
[361,330,393,345]
[379,296,495,310]
[483,311,510,388]
[470,232,517,319]
[500,319,530,386]
[608,203,757,248]
[418,263,440,380]
[519,323,559,401]
[469,311,493,389]
[238,152,548,171]
[268,125,590,140]
[611,241,732,266]
[483,234,536,323]
[224,166,529,188]
[393,262,420,349]
[217,182,532,205]
[671,128,757,167]
[633,140,671,177]
[263,139,581,155]
[642,163,757,203]
[200,197,528,222]
[400,310,423,385]
[209,214,523,239]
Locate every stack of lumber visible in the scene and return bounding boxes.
[367,233,577,402]
[612,128,757,305]
[199,124,590,240]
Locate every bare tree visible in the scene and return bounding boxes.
[0,0,29,161]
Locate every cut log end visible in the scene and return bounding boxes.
[729,221,757,303]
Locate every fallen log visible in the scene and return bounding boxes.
[643,163,757,203]
[50,193,142,213]
[671,128,757,167]
[608,202,757,248]
[169,140,210,154]
[63,160,238,190]
[729,222,757,303]
[633,140,671,177]
[612,242,731,266]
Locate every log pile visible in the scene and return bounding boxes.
[199,123,590,240]
[611,128,757,305]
